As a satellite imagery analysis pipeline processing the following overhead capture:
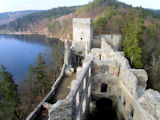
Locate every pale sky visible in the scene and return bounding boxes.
[0,0,93,13]
[0,0,159,13]
[118,0,160,10]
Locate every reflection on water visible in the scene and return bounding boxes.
[0,34,64,84]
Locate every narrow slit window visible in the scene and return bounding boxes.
[130,106,134,118]
[101,83,108,92]
[124,100,126,106]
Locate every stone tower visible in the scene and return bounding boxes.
[71,18,93,55]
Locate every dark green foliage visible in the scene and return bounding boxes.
[18,53,51,118]
[29,53,51,96]
[94,7,119,34]
[94,17,107,34]
[122,8,145,68]
[0,65,19,120]
[28,64,34,81]
[77,0,118,12]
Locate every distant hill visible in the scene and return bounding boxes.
[147,9,160,16]
[155,10,160,15]
[0,7,77,33]
[0,10,41,25]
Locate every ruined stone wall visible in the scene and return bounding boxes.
[26,63,67,120]
[91,34,160,120]
[48,58,92,120]
[101,34,122,51]
[48,33,160,120]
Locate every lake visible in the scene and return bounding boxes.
[0,34,64,84]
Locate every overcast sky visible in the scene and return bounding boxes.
[0,0,160,13]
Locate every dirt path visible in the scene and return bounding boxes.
[37,73,76,120]
[52,74,76,103]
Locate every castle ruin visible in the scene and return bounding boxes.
[27,18,160,120]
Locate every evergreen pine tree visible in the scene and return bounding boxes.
[0,65,19,120]
[122,8,144,68]
[34,53,50,96]
[28,64,34,81]
[136,8,145,48]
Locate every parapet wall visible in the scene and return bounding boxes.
[26,63,66,120]
[49,58,92,120]
[91,34,160,120]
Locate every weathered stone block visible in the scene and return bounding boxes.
[137,89,160,120]
[91,48,102,60]
[49,105,72,120]
[131,69,148,87]
[92,63,109,74]
[101,34,122,51]
[131,69,148,96]
[119,66,138,98]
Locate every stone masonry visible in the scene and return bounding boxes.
[91,35,160,120]
[71,18,93,56]
[27,18,160,120]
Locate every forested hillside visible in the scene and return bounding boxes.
[0,10,41,25]
[0,7,77,36]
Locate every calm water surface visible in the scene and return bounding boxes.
[0,35,63,84]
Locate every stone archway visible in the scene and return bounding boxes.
[86,98,117,120]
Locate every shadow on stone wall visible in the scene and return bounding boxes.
[86,98,118,120]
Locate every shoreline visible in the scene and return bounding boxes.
[0,32,66,41]
[0,33,65,85]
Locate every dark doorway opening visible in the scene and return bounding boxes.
[86,98,117,120]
